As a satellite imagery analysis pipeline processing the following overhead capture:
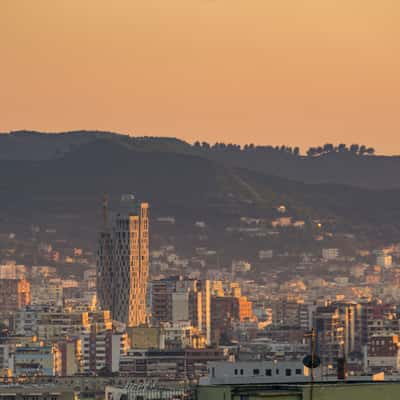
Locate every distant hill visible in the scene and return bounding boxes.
[0,132,400,238]
[203,148,400,190]
[1,130,400,189]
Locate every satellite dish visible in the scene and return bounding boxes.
[302,354,321,369]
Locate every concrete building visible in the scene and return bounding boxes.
[179,279,210,345]
[376,252,393,268]
[322,248,339,261]
[0,264,27,280]
[271,300,308,327]
[13,342,61,377]
[231,260,251,274]
[78,310,128,374]
[367,334,400,372]
[172,291,191,322]
[31,266,57,279]
[211,295,254,344]
[163,321,207,349]
[0,344,11,373]
[359,303,398,348]
[97,195,149,327]
[14,306,40,336]
[150,276,180,323]
[0,385,76,400]
[199,360,320,385]
[57,338,81,376]
[36,310,90,340]
[30,281,63,307]
[0,279,30,313]
[313,305,345,367]
[152,277,211,345]
[119,348,226,381]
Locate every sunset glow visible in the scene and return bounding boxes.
[1,0,399,153]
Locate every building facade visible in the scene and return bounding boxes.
[0,279,30,313]
[13,342,61,377]
[97,195,149,327]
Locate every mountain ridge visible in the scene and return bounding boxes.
[0,130,398,190]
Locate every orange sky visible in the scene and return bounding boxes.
[1,0,399,154]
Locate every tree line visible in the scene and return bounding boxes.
[306,144,375,157]
[193,142,300,155]
[192,141,375,157]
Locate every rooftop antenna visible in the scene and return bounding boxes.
[303,328,320,400]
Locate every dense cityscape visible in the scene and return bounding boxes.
[2,0,400,398]
[1,189,400,398]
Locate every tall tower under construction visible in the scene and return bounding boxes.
[97,194,149,327]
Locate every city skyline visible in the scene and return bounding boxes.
[2,1,400,397]
[1,0,400,154]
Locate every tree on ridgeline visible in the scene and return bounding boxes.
[307,147,317,157]
[306,143,376,157]
[191,139,374,157]
[323,143,334,153]
[350,144,359,154]
[366,147,375,155]
[359,145,368,155]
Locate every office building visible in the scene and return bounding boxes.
[97,194,149,327]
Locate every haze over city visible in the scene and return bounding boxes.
[1,0,400,153]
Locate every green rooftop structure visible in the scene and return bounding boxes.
[196,382,400,400]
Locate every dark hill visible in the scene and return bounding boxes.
[203,149,400,190]
[1,130,400,189]
[1,137,400,231]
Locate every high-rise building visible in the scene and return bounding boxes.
[173,278,211,345]
[313,305,345,367]
[150,277,211,344]
[0,279,30,313]
[150,276,181,323]
[97,195,149,327]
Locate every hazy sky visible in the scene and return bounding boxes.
[1,0,399,153]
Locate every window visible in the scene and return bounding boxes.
[295,369,302,375]
[240,369,244,375]
[285,369,292,376]
[234,369,238,375]
[253,369,260,375]
[265,369,272,376]
[212,367,215,377]
[276,369,280,375]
